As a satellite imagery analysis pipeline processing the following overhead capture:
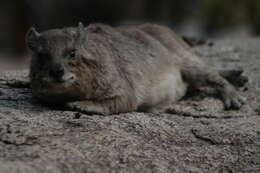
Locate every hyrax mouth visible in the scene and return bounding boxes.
[61,73,76,83]
[48,72,77,86]
[39,72,77,91]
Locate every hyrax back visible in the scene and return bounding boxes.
[27,23,245,115]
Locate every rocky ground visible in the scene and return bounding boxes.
[0,38,259,173]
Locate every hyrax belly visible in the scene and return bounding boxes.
[137,66,187,113]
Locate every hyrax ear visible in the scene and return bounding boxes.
[78,22,85,35]
[26,27,41,51]
[77,22,86,43]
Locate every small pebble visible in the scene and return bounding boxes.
[255,107,260,115]
[74,112,82,119]
[200,120,211,125]
[208,42,214,47]
[0,89,3,96]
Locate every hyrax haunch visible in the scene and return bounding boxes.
[26,23,245,115]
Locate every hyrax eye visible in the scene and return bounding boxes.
[69,49,76,59]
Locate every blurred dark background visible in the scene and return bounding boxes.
[1,0,260,57]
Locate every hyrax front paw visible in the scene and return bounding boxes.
[67,101,108,115]
[221,85,246,110]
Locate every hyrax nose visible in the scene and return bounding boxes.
[50,64,64,78]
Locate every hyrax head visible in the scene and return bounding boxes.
[26,23,91,102]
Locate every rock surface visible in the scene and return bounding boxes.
[0,38,259,173]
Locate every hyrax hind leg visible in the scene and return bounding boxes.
[139,24,245,110]
[217,67,248,88]
[181,65,246,110]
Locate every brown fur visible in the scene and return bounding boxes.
[27,23,245,115]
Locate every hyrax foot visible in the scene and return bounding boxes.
[67,101,109,115]
[220,85,246,110]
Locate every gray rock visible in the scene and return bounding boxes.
[0,38,259,173]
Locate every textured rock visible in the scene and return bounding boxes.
[0,38,259,173]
